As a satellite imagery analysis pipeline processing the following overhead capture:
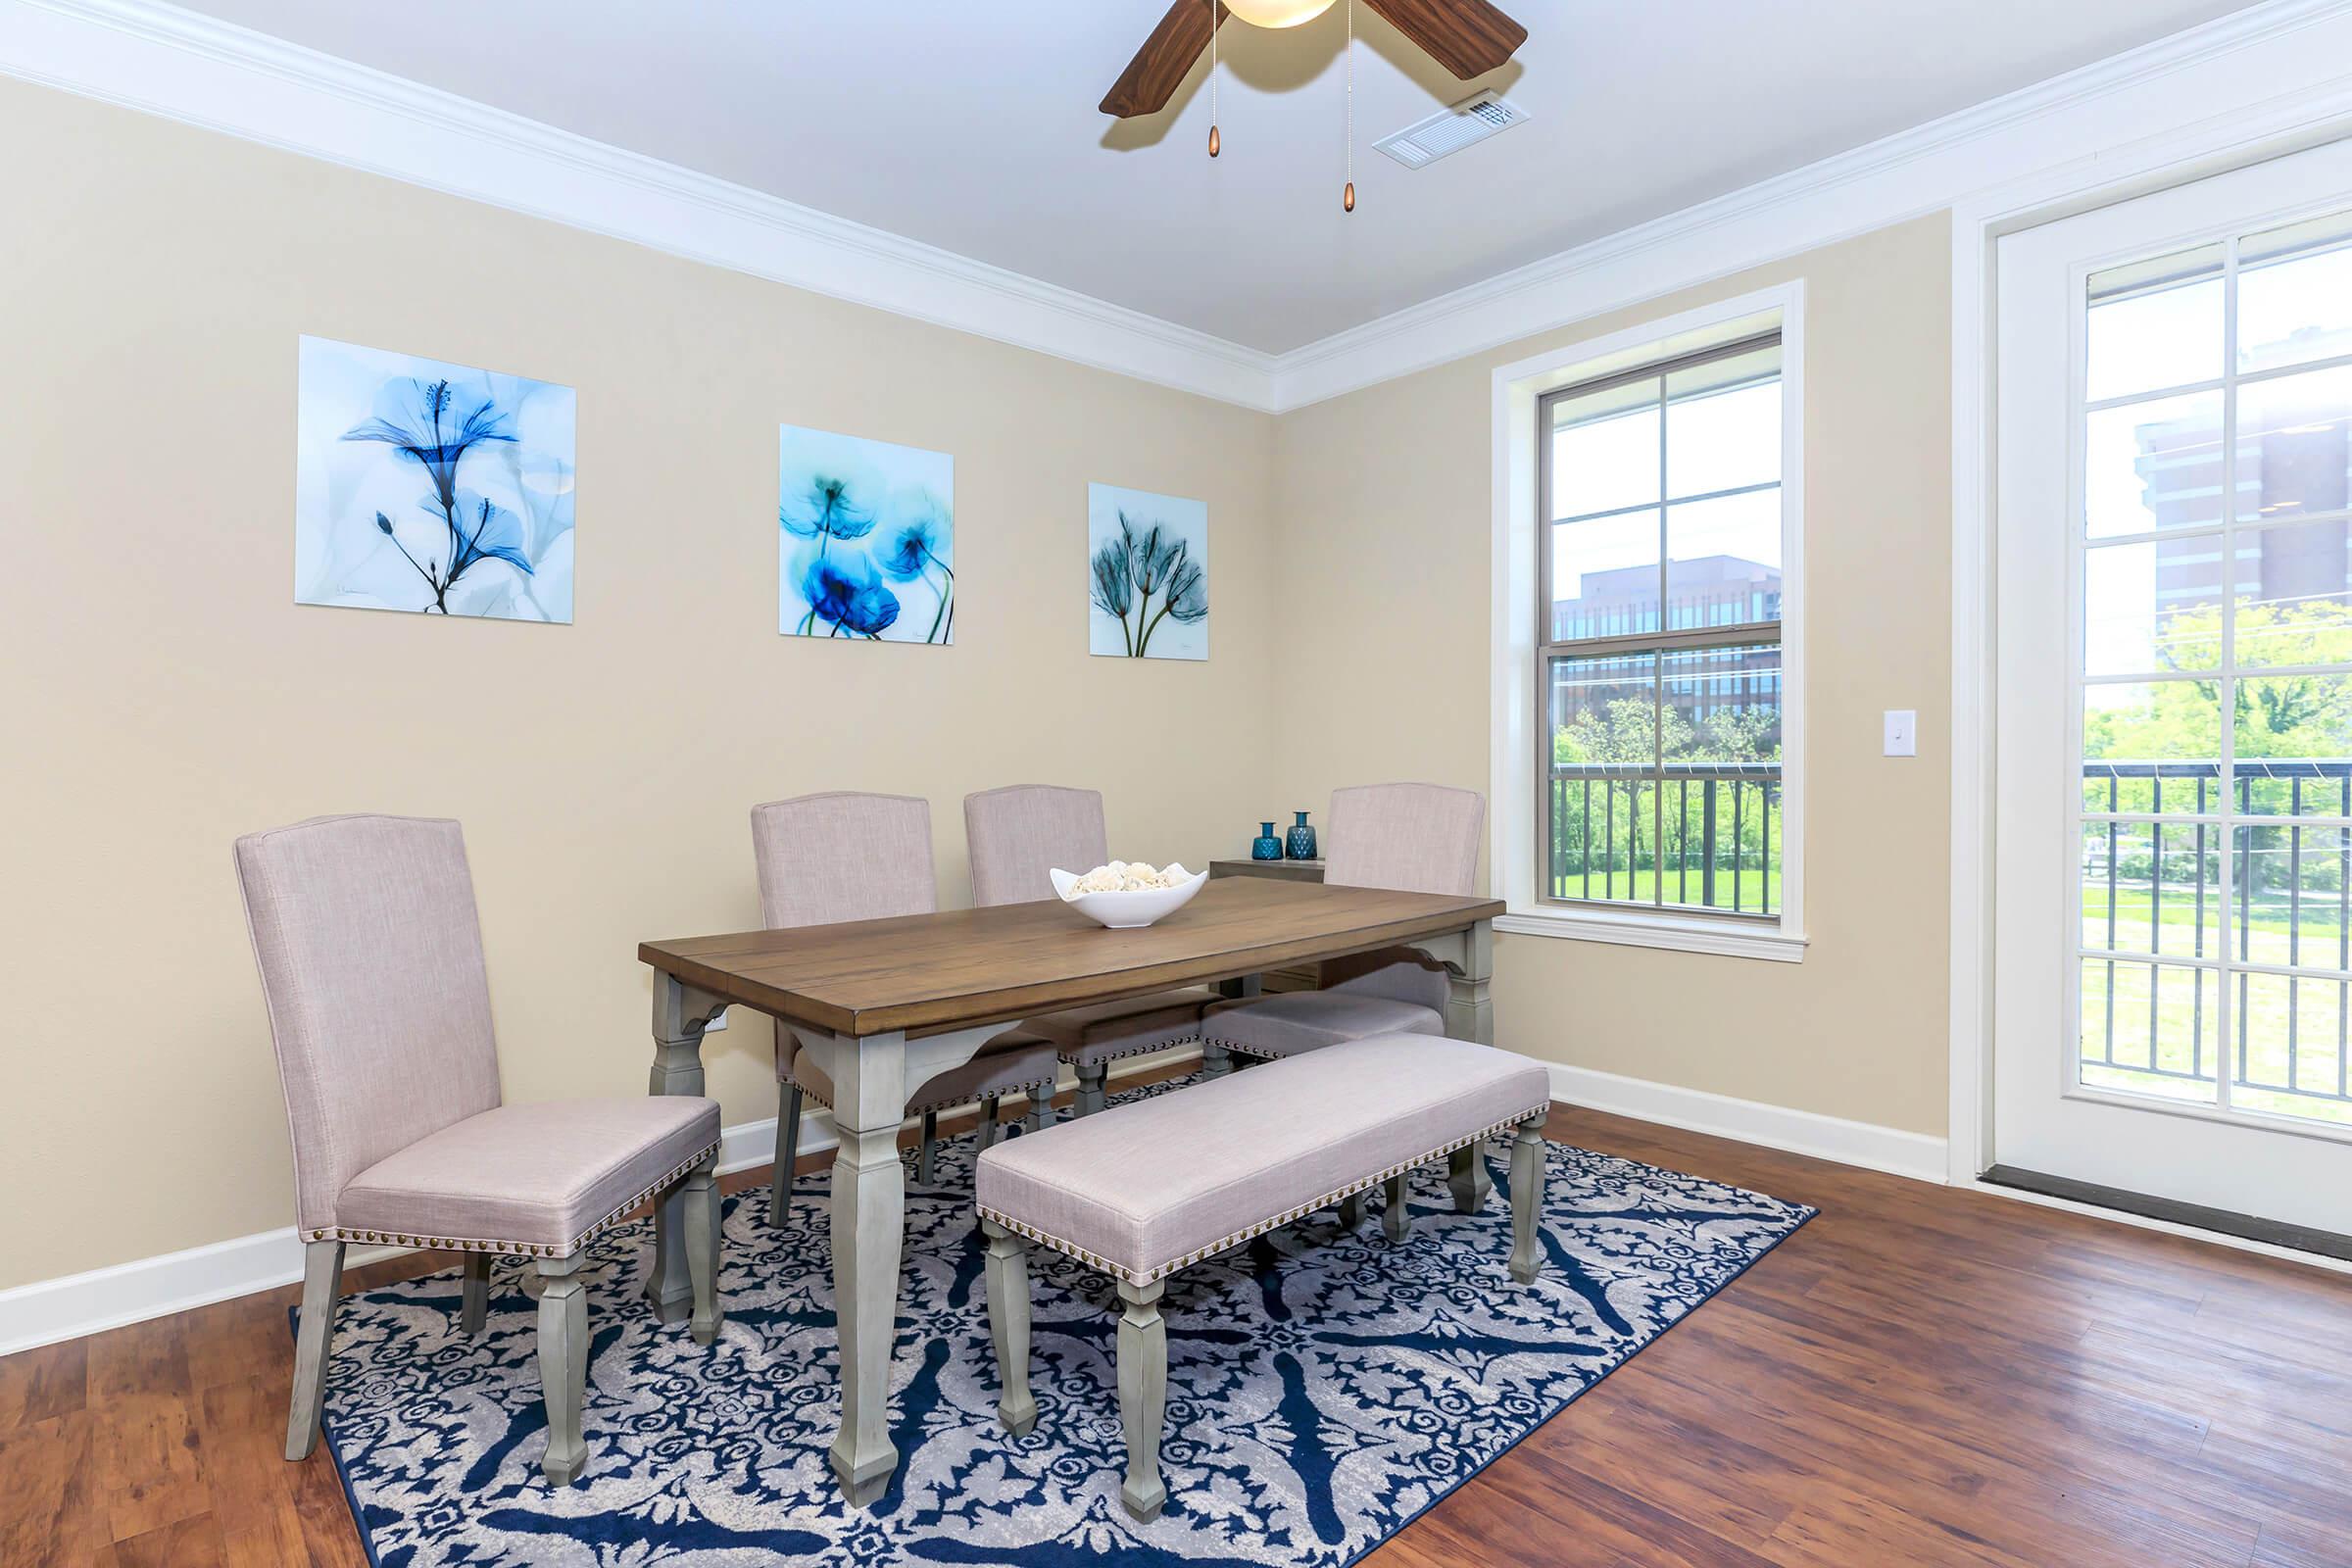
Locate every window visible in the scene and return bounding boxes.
[1538,333,1788,924]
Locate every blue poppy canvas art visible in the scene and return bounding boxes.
[293,336,575,622]
[1089,482,1207,660]
[779,425,954,644]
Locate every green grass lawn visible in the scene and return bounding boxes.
[1546,867,1782,915]
[2084,879,2352,1125]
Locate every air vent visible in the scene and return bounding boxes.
[1373,90,1527,170]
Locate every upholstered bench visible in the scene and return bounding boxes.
[973,1034,1553,1521]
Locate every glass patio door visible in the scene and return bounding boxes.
[1992,138,2352,1234]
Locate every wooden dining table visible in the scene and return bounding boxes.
[635,875,1502,1506]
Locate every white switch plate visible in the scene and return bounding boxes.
[1884,710,1917,758]
[704,1008,728,1032]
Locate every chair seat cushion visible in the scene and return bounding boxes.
[1201,992,1445,1059]
[1017,988,1216,1068]
[334,1096,721,1254]
[790,1031,1058,1116]
[976,1036,1551,1283]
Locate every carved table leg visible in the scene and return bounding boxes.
[645,973,725,1324]
[807,1029,909,1507]
[1417,921,1496,1212]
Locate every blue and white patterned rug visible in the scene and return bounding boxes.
[314,1074,1813,1567]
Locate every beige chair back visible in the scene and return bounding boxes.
[751,791,937,1067]
[1323,782,1485,895]
[232,814,504,1234]
[751,791,937,929]
[964,784,1108,906]
[1319,783,1487,1011]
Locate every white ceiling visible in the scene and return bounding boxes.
[171,0,2261,354]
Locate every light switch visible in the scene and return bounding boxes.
[703,1008,729,1033]
[1884,710,1917,758]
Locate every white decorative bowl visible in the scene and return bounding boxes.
[1049,863,1208,930]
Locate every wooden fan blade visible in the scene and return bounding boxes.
[1102,0,1229,119]
[1360,0,1526,79]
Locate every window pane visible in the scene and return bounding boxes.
[2086,391,2224,537]
[2080,959,2218,1104]
[2233,518,2352,667]
[1658,644,1781,916]
[2082,681,2222,816]
[1548,652,1657,765]
[2235,823,2352,970]
[1550,512,1659,641]
[2082,819,2222,958]
[1547,654,1656,905]
[1665,490,1781,630]
[2235,673,2352,764]
[2085,244,2225,403]
[2235,971,2352,1127]
[1664,349,1781,499]
[1551,381,1659,519]
[2084,539,2218,676]
[2235,363,2352,523]
[2238,210,2352,376]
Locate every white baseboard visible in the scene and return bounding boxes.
[1548,1062,1950,1184]
[0,1047,1198,1357]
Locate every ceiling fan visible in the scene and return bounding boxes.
[1100,0,1528,120]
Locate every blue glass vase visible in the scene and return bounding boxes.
[1250,822,1283,861]
[1285,810,1317,861]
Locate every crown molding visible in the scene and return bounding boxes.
[1269,0,2352,408]
[6,1,2352,416]
[0,0,1284,411]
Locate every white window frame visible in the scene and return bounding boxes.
[1489,281,1807,962]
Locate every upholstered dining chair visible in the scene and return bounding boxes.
[234,814,722,1488]
[1200,782,1486,1066]
[753,793,1060,1223]
[963,783,1218,1116]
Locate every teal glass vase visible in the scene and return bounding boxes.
[1250,822,1283,860]
[1285,810,1317,860]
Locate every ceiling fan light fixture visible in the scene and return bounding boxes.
[1224,0,1337,28]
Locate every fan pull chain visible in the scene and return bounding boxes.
[1208,0,1221,158]
[1342,0,1355,212]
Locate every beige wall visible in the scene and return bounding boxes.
[0,74,1958,1294]
[0,80,1282,1289]
[1270,215,1955,1137]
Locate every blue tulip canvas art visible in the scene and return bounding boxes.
[293,336,575,622]
[779,425,954,644]
[1089,482,1207,661]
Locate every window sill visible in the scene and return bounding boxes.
[1494,906,1808,962]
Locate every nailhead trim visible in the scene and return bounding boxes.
[1054,1031,1202,1069]
[977,1103,1550,1287]
[310,1139,720,1258]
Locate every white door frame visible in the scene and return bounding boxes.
[1950,111,2352,1187]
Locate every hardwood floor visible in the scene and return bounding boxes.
[8,1099,2352,1566]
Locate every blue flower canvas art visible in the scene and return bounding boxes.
[293,336,575,622]
[779,425,954,644]
[1090,482,1207,660]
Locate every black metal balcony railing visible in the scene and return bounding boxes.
[1547,761,1780,916]
[2082,759,2352,1112]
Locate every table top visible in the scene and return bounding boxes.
[640,877,1498,1039]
